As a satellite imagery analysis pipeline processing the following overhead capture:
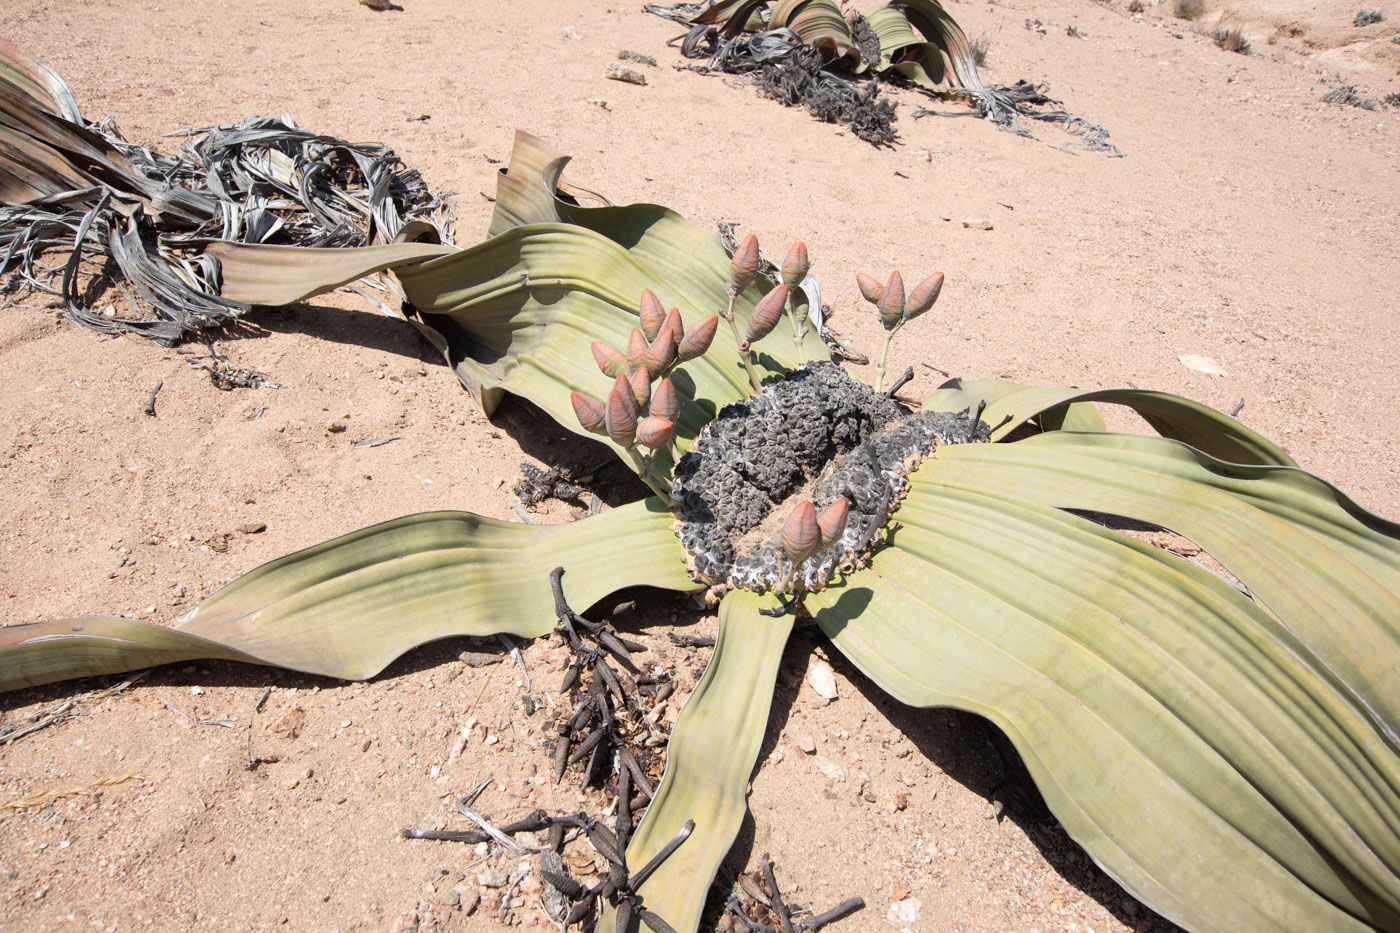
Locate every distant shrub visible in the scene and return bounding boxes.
[1323,85,1377,109]
[1174,0,1205,20]
[1128,0,1145,12]
[1353,9,1386,26]
[1213,27,1251,52]
[970,31,994,66]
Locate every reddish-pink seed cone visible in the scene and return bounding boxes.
[664,308,684,348]
[728,234,760,293]
[630,367,652,409]
[605,374,638,447]
[678,315,718,361]
[654,321,676,359]
[591,341,627,378]
[878,270,905,330]
[638,289,667,343]
[570,392,606,434]
[625,328,649,374]
[636,416,675,451]
[816,499,850,549]
[745,283,789,345]
[644,330,676,379]
[856,272,884,305]
[904,272,944,321]
[781,500,819,564]
[651,377,680,423]
[781,242,809,287]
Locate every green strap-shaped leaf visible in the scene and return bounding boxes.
[0,498,693,693]
[930,432,1400,744]
[806,470,1400,931]
[487,130,576,235]
[693,0,770,35]
[924,377,1296,466]
[208,134,825,472]
[864,2,921,59]
[610,589,793,933]
[773,0,857,59]
[1035,398,1108,433]
[389,222,822,472]
[210,240,453,306]
[0,617,270,694]
[867,0,977,89]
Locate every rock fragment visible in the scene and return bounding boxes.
[604,63,647,86]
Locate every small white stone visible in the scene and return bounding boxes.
[814,756,845,781]
[887,898,922,923]
[807,659,838,701]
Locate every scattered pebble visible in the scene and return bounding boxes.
[389,910,420,933]
[962,218,994,230]
[455,884,480,914]
[814,756,844,781]
[604,62,647,86]
[237,522,266,534]
[1178,353,1227,375]
[477,867,509,888]
[797,734,817,754]
[887,898,922,923]
[269,707,305,740]
[586,98,612,111]
[807,659,839,701]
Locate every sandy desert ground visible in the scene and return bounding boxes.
[2,0,1398,930]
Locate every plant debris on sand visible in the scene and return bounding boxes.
[756,47,898,146]
[645,0,1121,155]
[3,33,1399,933]
[0,43,453,344]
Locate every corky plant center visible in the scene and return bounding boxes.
[569,233,958,602]
[673,361,989,595]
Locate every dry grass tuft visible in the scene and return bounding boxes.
[970,30,994,67]
[1214,27,1251,53]
[1174,0,1205,20]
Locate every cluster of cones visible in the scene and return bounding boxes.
[775,498,850,591]
[569,291,718,458]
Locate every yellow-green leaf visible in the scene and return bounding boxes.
[0,498,692,693]
[611,589,794,933]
